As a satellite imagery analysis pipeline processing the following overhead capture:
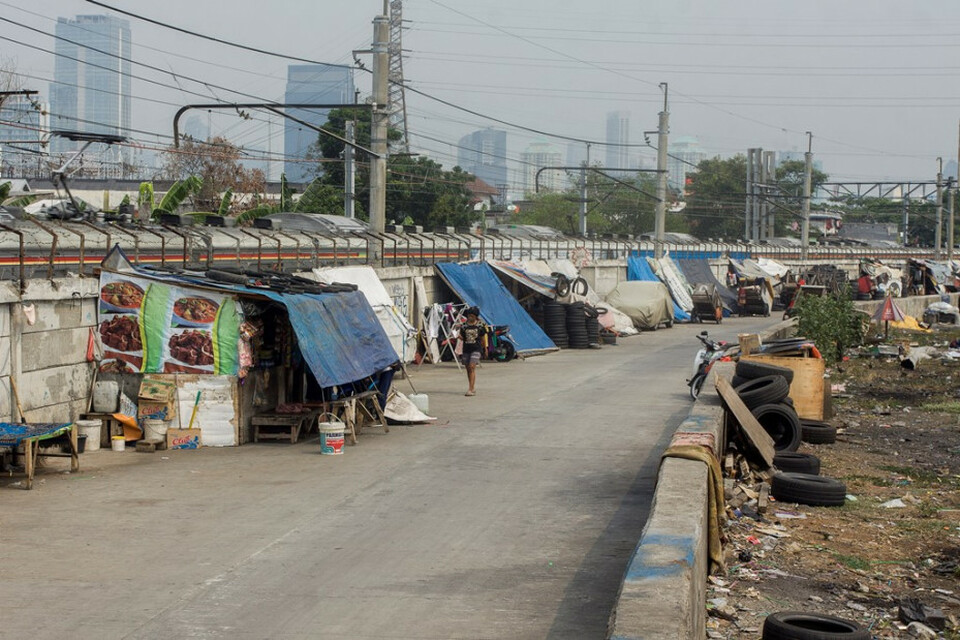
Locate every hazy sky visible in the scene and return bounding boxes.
[4,0,960,188]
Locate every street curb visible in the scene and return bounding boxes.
[607,382,726,640]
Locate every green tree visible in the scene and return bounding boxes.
[683,155,748,240]
[776,159,828,209]
[793,294,866,364]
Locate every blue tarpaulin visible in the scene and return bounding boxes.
[627,256,690,322]
[435,262,556,355]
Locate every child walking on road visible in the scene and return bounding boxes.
[459,307,487,396]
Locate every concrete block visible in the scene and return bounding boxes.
[0,305,10,338]
[22,299,97,334]
[21,327,91,371]
[18,363,93,412]
[609,458,708,640]
[0,336,10,377]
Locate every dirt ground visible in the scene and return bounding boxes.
[709,325,960,639]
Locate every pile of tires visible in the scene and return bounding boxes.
[566,301,590,349]
[542,300,568,348]
[584,306,601,347]
[762,611,870,639]
[733,361,801,452]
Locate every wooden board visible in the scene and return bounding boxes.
[715,376,776,468]
[741,354,825,421]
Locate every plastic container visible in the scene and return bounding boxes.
[76,419,101,452]
[318,414,345,455]
[111,435,126,452]
[408,393,429,415]
[93,381,120,413]
[142,419,168,442]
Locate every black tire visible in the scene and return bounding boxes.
[773,452,821,475]
[571,276,589,296]
[552,273,571,297]
[771,473,846,507]
[736,360,795,384]
[762,611,869,640]
[751,404,802,452]
[734,375,790,409]
[801,420,837,445]
[731,374,750,388]
[781,396,794,408]
[689,374,706,401]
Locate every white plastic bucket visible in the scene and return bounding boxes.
[111,435,126,452]
[408,393,429,414]
[318,414,345,455]
[143,419,168,442]
[76,419,101,452]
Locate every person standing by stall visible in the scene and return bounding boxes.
[458,307,487,396]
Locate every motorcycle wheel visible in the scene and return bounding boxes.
[689,373,706,400]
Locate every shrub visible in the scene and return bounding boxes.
[793,293,865,364]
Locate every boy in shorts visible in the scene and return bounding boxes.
[459,307,487,396]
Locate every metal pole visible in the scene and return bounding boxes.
[578,143,589,236]
[745,149,752,241]
[345,120,356,218]
[801,132,813,262]
[654,83,669,259]
[949,182,955,262]
[369,4,390,233]
[751,149,762,242]
[935,160,943,259]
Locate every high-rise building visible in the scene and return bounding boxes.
[283,64,354,185]
[566,141,589,168]
[605,111,630,169]
[0,95,44,177]
[457,128,507,195]
[667,137,708,192]
[49,15,132,158]
[181,115,209,143]
[520,142,563,194]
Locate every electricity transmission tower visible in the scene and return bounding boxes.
[388,0,409,153]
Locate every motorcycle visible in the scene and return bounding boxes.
[687,331,733,400]
[487,324,516,362]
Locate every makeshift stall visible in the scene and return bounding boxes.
[94,247,399,447]
[677,258,738,316]
[0,422,79,489]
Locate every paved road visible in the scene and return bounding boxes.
[0,317,775,640]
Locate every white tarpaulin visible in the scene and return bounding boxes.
[384,390,436,423]
[648,254,694,312]
[311,266,417,362]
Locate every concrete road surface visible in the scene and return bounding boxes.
[0,317,776,640]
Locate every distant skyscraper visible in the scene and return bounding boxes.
[520,142,563,194]
[605,111,630,169]
[668,137,708,192]
[50,15,132,157]
[566,141,589,168]
[181,115,209,143]
[0,95,44,177]
[457,128,507,193]
[284,64,354,184]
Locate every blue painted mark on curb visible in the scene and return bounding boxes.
[624,534,696,581]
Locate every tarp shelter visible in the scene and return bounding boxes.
[434,262,557,355]
[677,258,738,315]
[648,254,694,313]
[488,260,559,299]
[101,247,398,390]
[627,256,690,322]
[311,266,416,362]
[606,281,674,330]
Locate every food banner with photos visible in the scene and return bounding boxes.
[99,272,242,375]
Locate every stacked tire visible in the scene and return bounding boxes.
[584,306,601,347]
[734,361,801,452]
[542,300,568,348]
[566,301,590,349]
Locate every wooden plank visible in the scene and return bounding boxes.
[715,376,776,468]
[741,355,825,420]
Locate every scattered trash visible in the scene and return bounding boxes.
[899,598,947,630]
[881,498,907,509]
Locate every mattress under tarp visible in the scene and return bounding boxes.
[627,256,690,322]
[677,258,738,314]
[434,262,557,355]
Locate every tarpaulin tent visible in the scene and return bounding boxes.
[627,256,690,322]
[434,262,557,355]
[648,254,694,313]
[677,258,738,315]
[488,260,559,299]
[101,246,398,389]
[606,281,674,330]
[311,265,416,362]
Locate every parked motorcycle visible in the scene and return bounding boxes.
[487,324,516,362]
[687,331,733,400]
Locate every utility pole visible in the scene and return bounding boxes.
[745,148,753,241]
[750,149,762,241]
[801,132,813,262]
[936,159,943,259]
[949,182,955,262]
[345,120,356,218]
[654,83,669,259]
[578,143,590,236]
[902,197,910,247]
[369,1,390,233]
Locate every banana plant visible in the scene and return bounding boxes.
[0,181,39,209]
[152,175,203,220]
[217,188,233,216]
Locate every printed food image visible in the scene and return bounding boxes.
[169,330,214,366]
[99,315,143,351]
[100,281,144,309]
[173,296,219,324]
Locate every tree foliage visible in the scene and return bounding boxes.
[682,155,748,240]
[163,136,265,212]
[793,294,866,364]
